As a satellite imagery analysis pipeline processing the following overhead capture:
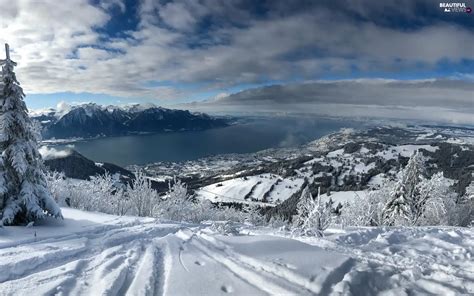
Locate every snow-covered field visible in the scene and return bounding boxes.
[196,173,304,205]
[0,208,472,295]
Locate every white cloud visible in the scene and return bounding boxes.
[0,0,472,107]
[186,79,474,125]
[38,146,72,160]
[212,92,229,101]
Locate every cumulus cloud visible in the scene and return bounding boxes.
[0,0,472,107]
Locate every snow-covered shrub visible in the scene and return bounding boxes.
[293,186,332,237]
[210,221,240,235]
[268,215,290,230]
[416,172,457,226]
[45,171,69,206]
[66,181,96,211]
[50,172,128,216]
[457,182,474,226]
[154,178,191,221]
[154,177,255,224]
[87,173,124,214]
[340,193,376,227]
[242,204,265,226]
[127,171,157,217]
[339,185,393,227]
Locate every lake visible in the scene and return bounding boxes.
[53,117,362,166]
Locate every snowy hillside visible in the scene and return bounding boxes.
[196,173,304,205]
[158,125,474,209]
[0,208,472,295]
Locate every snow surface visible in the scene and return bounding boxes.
[0,208,472,295]
[196,173,304,205]
[376,144,438,160]
[321,191,367,206]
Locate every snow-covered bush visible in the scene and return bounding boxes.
[154,178,191,221]
[416,172,457,226]
[87,173,125,214]
[293,186,332,237]
[339,187,391,227]
[46,172,129,216]
[459,182,474,226]
[45,171,69,206]
[242,204,265,226]
[127,171,157,217]
[210,221,240,235]
[268,215,290,230]
[155,178,248,223]
[47,170,265,225]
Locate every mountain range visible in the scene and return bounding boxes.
[31,103,228,139]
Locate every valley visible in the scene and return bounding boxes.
[43,124,474,223]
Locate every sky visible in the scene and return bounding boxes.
[0,0,473,123]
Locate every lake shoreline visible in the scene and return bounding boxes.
[48,117,362,166]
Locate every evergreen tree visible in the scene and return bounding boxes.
[293,186,332,237]
[382,150,426,225]
[0,44,61,225]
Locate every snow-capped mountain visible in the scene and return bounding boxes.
[31,103,228,139]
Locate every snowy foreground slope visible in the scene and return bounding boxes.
[0,209,472,296]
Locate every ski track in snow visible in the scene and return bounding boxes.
[0,209,472,296]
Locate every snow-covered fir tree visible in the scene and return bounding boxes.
[293,186,332,237]
[0,44,61,225]
[382,150,426,226]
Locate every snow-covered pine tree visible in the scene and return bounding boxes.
[382,150,426,225]
[293,186,331,237]
[0,44,61,225]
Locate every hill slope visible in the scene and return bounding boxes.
[0,208,472,295]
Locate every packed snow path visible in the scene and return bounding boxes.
[0,209,472,295]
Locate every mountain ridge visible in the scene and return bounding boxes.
[31,103,229,139]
